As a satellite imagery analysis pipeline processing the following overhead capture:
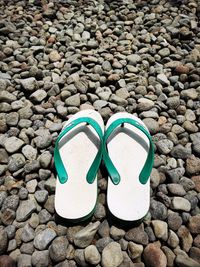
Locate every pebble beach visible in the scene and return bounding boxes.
[0,0,200,266]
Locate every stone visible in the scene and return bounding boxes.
[74,249,89,267]
[152,220,168,241]
[157,73,170,85]
[150,200,168,220]
[49,236,69,262]
[150,168,161,189]
[102,242,123,267]
[1,208,16,225]
[167,230,179,248]
[96,237,113,253]
[8,154,25,172]
[0,149,9,164]
[0,255,16,267]
[178,226,193,252]
[0,229,8,255]
[171,197,191,211]
[34,228,56,250]
[175,254,200,267]
[0,91,16,103]
[128,242,143,260]
[34,129,52,149]
[5,137,24,153]
[65,94,80,107]
[167,184,186,196]
[18,254,31,267]
[110,226,125,240]
[34,190,48,204]
[30,90,47,103]
[156,139,173,154]
[74,222,100,248]
[186,155,200,175]
[175,65,190,74]
[188,214,200,234]
[127,54,142,65]
[2,195,19,212]
[125,224,148,245]
[21,224,35,243]
[143,243,167,267]
[171,145,191,159]
[190,247,200,264]
[39,151,52,168]
[16,200,36,222]
[32,250,49,267]
[49,50,61,62]
[20,78,37,92]
[22,145,37,160]
[6,112,19,126]
[162,246,175,267]
[84,245,101,265]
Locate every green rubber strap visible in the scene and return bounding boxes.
[103,118,154,185]
[54,117,103,184]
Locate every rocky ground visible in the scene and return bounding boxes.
[0,0,200,266]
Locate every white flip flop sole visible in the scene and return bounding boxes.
[55,110,104,220]
[106,112,151,221]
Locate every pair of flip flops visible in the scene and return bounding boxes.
[54,110,154,222]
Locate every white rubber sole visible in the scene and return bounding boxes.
[55,110,104,220]
[106,112,150,221]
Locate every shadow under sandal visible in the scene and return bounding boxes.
[103,112,154,222]
[54,110,104,222]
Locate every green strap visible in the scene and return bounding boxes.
[54,117,103,184]
[103,118,154,185]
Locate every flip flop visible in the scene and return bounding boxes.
[103,112,154,221]
[54,110,104,221]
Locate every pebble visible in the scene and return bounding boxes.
[175,254,200,267]
[16,199,36,222]
[49,236,69,262]
[0,229,8,255]
[0,255,15,267]
[20,78,37,92]
[128,242,143,260]
[5,137,24,153]
[150,200,168,220]
[152,220,168,241]
[156,139,174,154]
[125,224,148,245]
[49,50,61,62]
[22,145,37,160]
[188,215,200,234]
[84,245,101,265]
[33,228,56,250]
[30,90,47,103]
[102,242,123,267]
[32,250,49,267]
[143,243,167,267]
[18,254,32,267]
[74,222,100,248]
[171,197,191,211]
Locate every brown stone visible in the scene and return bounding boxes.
[177,226,193,252]
[143,243,167,267]
[125,224,148,245]
[194,235,200,248]
[175,65,190,74]
[186,155,200,175]
[176,254,200,267]
[0,255,16,267]
[188,215,200,234]
[1,208,15,225]
[191,176,200,192]
[162,246,175,267]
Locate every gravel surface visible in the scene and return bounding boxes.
[0,0,200,266]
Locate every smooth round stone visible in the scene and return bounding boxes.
[102,242,123,267]
[171,197,191,211]
[84,245,101,265]
[32,250,49,267]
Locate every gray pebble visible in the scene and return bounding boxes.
[34,228,56,250]
[32,250,49,267]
